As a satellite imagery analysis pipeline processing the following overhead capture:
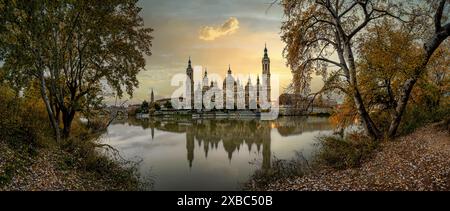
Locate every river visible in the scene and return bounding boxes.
[102,116,333,190]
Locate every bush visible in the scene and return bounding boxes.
[246,152,312,190]
[315,133,378,170]
[61,133,148,190]
[398,104,450,135]
[0,85,54,148]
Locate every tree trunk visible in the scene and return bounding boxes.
[343,41,382,139]
[39,74,61,142]
[353,88,383,139]
[387,29,446,138]
[62,109,76,138]
[388,81,413,138]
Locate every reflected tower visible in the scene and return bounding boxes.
[186,127,195,168]
[262,125,271,170]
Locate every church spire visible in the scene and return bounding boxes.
[228,64,232,74]
[203,68,209,89]
[150,88,154,104]
[186,56,193,74]
[264,44,269,58]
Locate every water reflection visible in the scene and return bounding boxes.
[105,117,332,190]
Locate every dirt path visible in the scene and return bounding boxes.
[262,124,450,191]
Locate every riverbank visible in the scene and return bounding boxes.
[247,123,450,191]
[0,137,144,191]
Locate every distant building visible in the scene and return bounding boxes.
[184,45,272,110]
[156,98,172,110]
[127,104,142,115]
[155,97,185,110]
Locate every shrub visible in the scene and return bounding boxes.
[61,133,148,190]
[398,104,450,135]
[0,85,53,147]
[314,133,378,170]
[246,152,312,190]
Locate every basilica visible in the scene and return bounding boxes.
[184,45,272,110]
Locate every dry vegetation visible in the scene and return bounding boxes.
[0,85,148,191]
[247,123,449,191]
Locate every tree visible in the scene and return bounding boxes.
[422,40,450,108]
[152,102,161,111]
[164,101,173,110]
[357,21,449,128]
[0,0,153,140]
[141,100,149,113]
[280,0,449,139]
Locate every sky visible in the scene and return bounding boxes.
[128,0,324,104]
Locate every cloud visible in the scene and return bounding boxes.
[199,17,240,41]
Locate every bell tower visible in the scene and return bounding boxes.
[186,57,194,109]
[262,44,271,102]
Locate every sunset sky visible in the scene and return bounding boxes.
[130,0,323,104]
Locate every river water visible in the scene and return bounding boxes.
[102,116,333,190]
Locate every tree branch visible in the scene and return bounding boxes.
[434,0,446,33]
[338,1,358,18]
[307,57,343,68]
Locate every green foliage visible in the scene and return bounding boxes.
[315,133,379,170]
[398,104,450,135]
[0,84,53,146]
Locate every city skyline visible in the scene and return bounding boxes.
[180,44,272,111]
[122,0,325,104]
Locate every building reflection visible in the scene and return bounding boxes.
[184,119,272,169]
[111,117,332,170]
